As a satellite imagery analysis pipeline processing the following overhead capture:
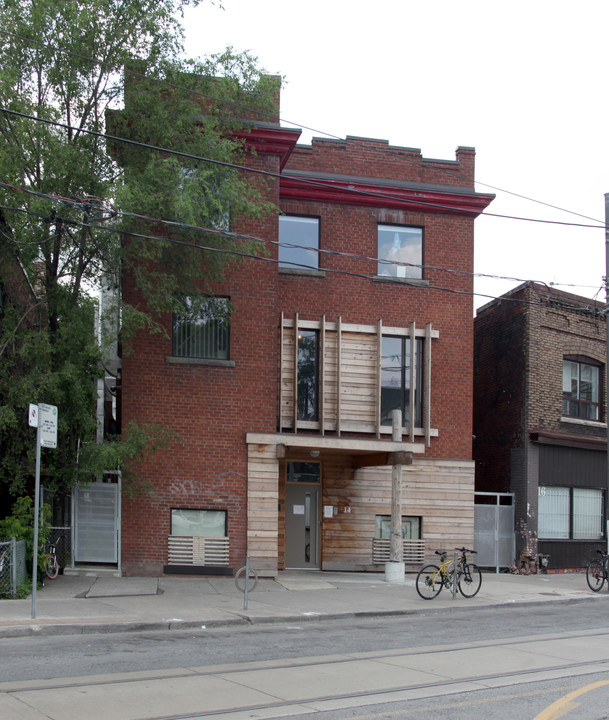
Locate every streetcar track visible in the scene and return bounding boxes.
[6,657,607,720]
[3,629,609,698]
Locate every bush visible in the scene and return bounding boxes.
[0,496,51,575]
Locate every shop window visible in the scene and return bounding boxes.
[538,486,604,540]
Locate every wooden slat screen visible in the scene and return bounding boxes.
[167,536,230,566]
[372,538,426,564]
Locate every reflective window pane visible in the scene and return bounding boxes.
[279,216,319,269]
[377,225,422,279]
[297,330,319,421]
[171,509,227,537]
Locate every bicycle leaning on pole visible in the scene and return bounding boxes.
[415,547,482,600]
[586,548,609,592]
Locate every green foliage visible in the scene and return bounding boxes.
[0,1,278,496]
[0,495,51,574]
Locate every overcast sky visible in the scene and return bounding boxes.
[183,0,608,311]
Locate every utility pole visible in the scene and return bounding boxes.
[605,193,609,553]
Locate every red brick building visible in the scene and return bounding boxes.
[116,99,494,576]
[474,282,607,570]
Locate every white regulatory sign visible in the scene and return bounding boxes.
[28,404,38,427]
[39,403,58,448]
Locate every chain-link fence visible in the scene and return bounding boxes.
[0,538,27,597]
[48,527,71,570]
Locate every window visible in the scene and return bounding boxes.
[538,486,604,540]
[381,336,423,427]
[375,515,421,540]
[286,462,321,483]
[377,224,422,279]
[297,330,319,421]
[171,509,227,537]
[562,358,600,420]
[172,296,230,359]
[538,486,569,539]
[279,216,319,269]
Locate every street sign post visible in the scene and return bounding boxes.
[39,403,58,448]
[30,402,58,619]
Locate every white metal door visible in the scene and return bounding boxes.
[74,483,118,563]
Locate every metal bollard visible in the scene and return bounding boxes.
[243,556,250,610]
[452,550,458,599]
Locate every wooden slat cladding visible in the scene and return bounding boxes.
[321,457,475,571]
[247,443,279,575]
[280,315,438,442]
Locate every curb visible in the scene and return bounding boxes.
[2,593,608,639]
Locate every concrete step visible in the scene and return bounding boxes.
[63,565,121,578]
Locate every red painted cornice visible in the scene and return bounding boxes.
[280,174,494,216]
[234,125,301,171]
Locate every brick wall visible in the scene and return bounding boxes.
[121,134,487,574]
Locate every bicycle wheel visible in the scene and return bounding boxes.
[44,554,59,580]
[586,559,605,592]
[415,564,443,599]
[234,565,258,592]
[458,563,482,598]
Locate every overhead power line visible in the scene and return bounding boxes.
[2,184,604,308]
[1,107,605,231]
[1,27,603,227]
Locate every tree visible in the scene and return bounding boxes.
[0,0,277,497]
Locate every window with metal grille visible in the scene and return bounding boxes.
[538,485,604,540]
[172,296,230,359]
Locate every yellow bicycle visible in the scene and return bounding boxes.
[416,547,482,600]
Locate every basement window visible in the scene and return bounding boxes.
[171,509,227,537]
[375,515,421,540]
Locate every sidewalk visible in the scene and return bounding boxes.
[1,570,607,638]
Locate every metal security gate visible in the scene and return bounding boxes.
[73,481,119,563]
[474,492,515,572]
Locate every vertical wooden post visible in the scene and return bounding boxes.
[390,409,403,562]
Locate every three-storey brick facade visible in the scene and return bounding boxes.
[474,282,607,570]
[118,97,494,576]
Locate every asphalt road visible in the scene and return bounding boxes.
[2,602,609,719]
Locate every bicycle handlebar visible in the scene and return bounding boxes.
[434,548,477,558]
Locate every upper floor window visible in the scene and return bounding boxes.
[562,357,600,420]
[377,224,422,279]
[298,329,319,421]
[279,215,319,270]
[172,295,230,360]
[381,335,423,427]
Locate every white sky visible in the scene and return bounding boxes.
[183,0,608,311]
